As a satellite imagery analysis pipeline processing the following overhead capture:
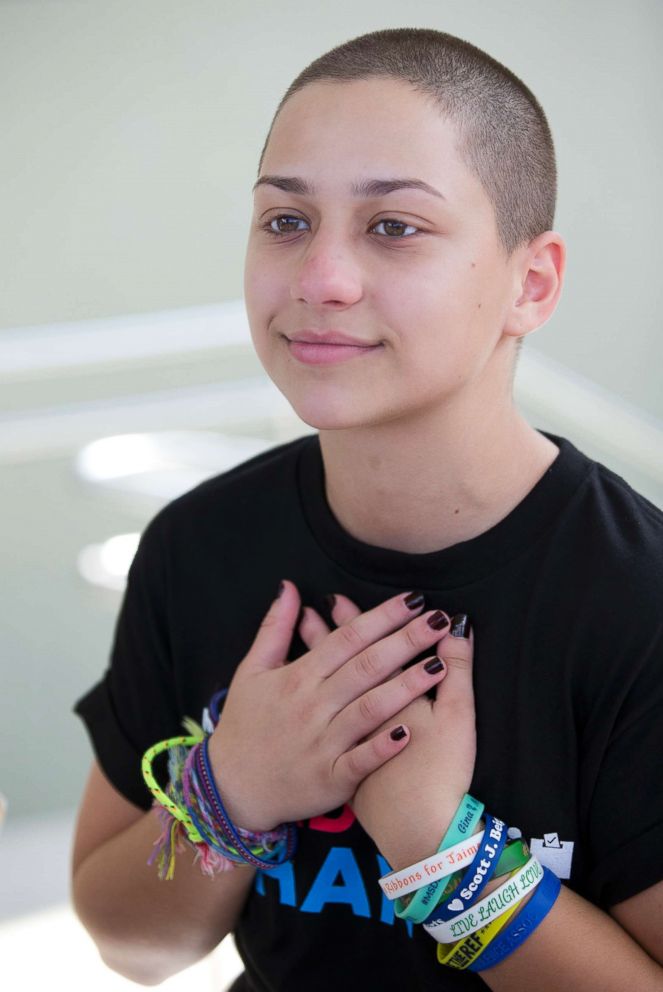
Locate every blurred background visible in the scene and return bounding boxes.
[1,0,661,988]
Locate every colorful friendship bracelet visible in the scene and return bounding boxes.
[395,794,485,923]
[141,692,298,878]
[197,737,297,870]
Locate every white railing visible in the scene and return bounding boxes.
[2,301,661,504]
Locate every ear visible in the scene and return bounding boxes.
[503,231,566,341]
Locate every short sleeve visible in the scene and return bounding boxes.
[73,512,182,809]
[585,627,663,907]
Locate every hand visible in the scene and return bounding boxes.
[208,580,452,831]
[299,594,477,872]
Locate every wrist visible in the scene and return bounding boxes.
[207,736,280,833]
[377,794,475,872]
[377,804,461,872]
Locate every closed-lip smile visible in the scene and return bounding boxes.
[284,330,383,366]
[287,330,380,347]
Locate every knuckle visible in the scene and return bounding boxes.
[369,733,390,765]
[355,645,381,682]
[336,621,365,654]
[341,747,364,783]
[441,652,472,673]
[403,621,424,653]
[357,691,380,726]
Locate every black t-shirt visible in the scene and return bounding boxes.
[74,430,663,991]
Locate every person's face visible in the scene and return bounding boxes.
[243,77,523,431]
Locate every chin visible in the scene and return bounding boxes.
[277,389,378,432]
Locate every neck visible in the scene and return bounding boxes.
[318,394,559,555]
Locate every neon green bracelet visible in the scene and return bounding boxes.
[141,734,205,843]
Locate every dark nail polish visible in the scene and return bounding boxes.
[277,580,285,597]
[390,725,407,741]
[427,611,449,630]
[424,657,444,674]
[450,614,471,638]
[404,591,425,610]
[324,593,337,611]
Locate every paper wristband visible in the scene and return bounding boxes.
[468,866,561,972]
[437,895,522,969]
[428,814,508,922]
[423,854,544,944]
[380,830,485,900]
[394,795,485,923]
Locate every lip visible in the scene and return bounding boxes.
[285,337,383,366]
[287,330,379,347]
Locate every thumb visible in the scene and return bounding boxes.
[434,614,474,706]
[242,578,302,673]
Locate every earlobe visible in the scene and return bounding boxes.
[504,231,566,339]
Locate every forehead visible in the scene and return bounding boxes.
[261,77,484,207]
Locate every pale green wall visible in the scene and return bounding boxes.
[2,0,662,416]
[1,1,661,822]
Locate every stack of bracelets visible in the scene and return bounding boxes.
[379,794,562,971]
[143,693,560,972]
[141,689,298,880]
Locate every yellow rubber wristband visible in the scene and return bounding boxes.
[436,886,522,969]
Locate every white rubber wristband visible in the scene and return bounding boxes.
[423,854,544,943]
[378,830,485,900]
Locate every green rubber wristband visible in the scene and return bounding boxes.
[395,794,485,923]
[425,836,531,919]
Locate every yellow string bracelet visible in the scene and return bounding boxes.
[141,734,205,843]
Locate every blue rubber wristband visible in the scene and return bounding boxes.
[395,794,485,923]
[425,814,508,922]
[467,867,561,972]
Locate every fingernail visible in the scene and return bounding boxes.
[403,591,425,610]
[324,593,337,611]
[277,580,285,598]
[427,611,449,630]
[424,657,444,674]
[450,614,471,638]
[390,725,407,741]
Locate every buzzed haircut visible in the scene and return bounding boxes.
[258,27,557,261]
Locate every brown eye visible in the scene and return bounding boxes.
[264,215,308,235]
[372,219,418,238]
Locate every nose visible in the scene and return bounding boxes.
[290,230,363,308]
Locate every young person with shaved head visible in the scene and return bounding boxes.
[72,28,663,991]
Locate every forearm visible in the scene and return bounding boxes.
[72,808,255,985]
[481,883,663,992]
[381,819,663,991]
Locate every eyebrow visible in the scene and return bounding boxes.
[252,175,446,201]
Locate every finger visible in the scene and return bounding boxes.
[298,606,331,650]
[325,609,451,711]
[312,590,428,679]
[433,614,474,708]
[240,579,302,674]
[331,654,447,748]
[326,592,362,627]
[333,723,411,791]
